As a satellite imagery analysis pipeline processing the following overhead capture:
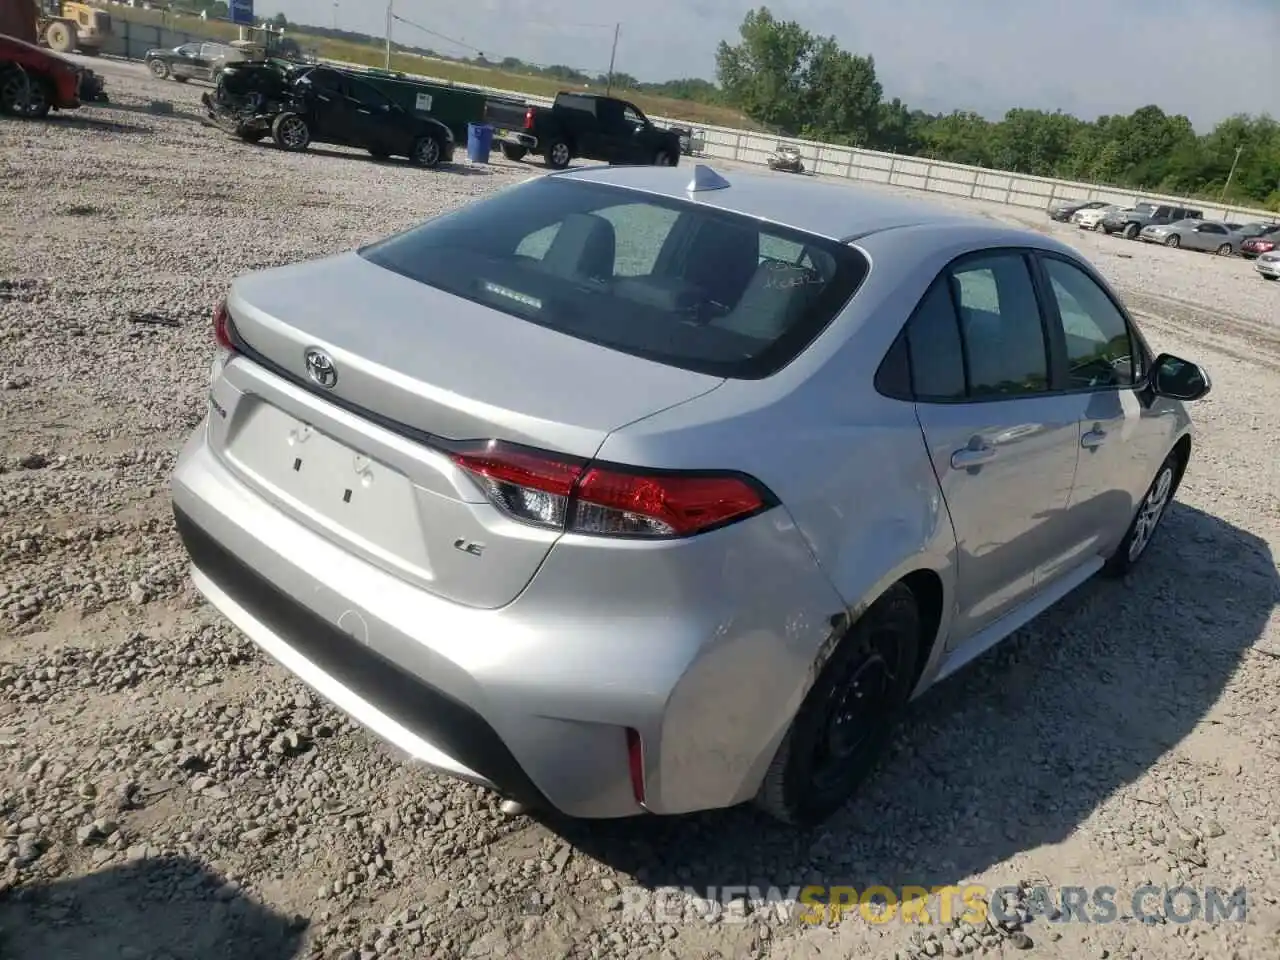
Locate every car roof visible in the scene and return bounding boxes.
[553,164,987,241]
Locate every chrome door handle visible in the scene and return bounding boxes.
[1082,428,1108,449]
[951,444,997,469]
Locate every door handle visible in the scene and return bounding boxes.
[951,443,997,469]
[1082,427,1108,449]
[357,108,372,115]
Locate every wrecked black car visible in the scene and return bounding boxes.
[201,60,455,169]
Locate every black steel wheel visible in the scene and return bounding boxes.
[755,582,920,826]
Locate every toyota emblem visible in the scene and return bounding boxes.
[304,348,338,389]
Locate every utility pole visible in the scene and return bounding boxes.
[605,23,619,95]
[1220,145,1243,203]
[332,1,339,31]
[384,0,393,70]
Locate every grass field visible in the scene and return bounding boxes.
[108,6,762,129]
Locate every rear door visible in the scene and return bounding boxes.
[197,43,224,80]
[171,42,202,79]
[556,95,606,158]
[1190,221,1229,252]
[301,68,357,144]
[907,250,1083,645]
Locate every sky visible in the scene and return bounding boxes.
[260,0,1279,130]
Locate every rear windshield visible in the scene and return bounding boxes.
[358,176,869,379]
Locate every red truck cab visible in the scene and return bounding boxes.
[0,32,105,117]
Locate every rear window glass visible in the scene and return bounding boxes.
[358,177,869,379]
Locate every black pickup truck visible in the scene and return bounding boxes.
[484,92,685,169]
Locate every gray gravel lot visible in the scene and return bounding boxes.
[2,61,1279,960]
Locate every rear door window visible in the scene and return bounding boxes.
[360,177,869,379]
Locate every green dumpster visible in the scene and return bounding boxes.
[338,68,497,145]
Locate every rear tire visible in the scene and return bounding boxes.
[1164,234,1180,248]
[1123,223,1140,240]
[1101,451,1182,579]
[1094,222,1107,233]
[1216,243,1233,256]
[271,112,311,151]
[544,139,571,170]
[500,142,527,162]
[754,582,920,826]
[1262,274,1278,281]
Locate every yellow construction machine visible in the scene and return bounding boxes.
[36,0,112,56]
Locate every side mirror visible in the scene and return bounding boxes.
[1149,353,1211,402]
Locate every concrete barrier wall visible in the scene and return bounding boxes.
[101,20,207,61]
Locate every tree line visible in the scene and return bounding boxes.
[710,8,1279,211]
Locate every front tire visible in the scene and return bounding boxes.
[1123,223,1140,240]
[272,112,311,151]
[1216,243,1233,256]
[149,59,170,80]
[0,70,52,119]
[755,582,920,826]
[1102,451,1181,578]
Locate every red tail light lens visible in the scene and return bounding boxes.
[448,441,774,538]
[213,299,235,351]
[523,107,534,130]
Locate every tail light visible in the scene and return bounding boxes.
[213,299,235,351]
[448,440,775,539]
[523,107,534,130]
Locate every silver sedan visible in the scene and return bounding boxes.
[1139,218,1241,255]
[170,164,1211,826]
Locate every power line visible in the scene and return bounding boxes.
[390,13,617,75]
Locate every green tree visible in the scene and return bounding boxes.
[715,8,819,133]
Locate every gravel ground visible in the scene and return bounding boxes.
[2,61,1279,960]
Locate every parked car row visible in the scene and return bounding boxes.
[1049,196,1280,281]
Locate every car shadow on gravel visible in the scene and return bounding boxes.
[0,856,306,960]
[299,147,497,175]
[554,502,1277,897]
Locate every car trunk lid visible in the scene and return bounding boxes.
[210,252,724,609]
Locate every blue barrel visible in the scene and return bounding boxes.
[466,122,494,163]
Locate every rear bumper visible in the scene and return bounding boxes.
[174,506,550,808]
[170,418,844,817]
[495,130,538,151]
